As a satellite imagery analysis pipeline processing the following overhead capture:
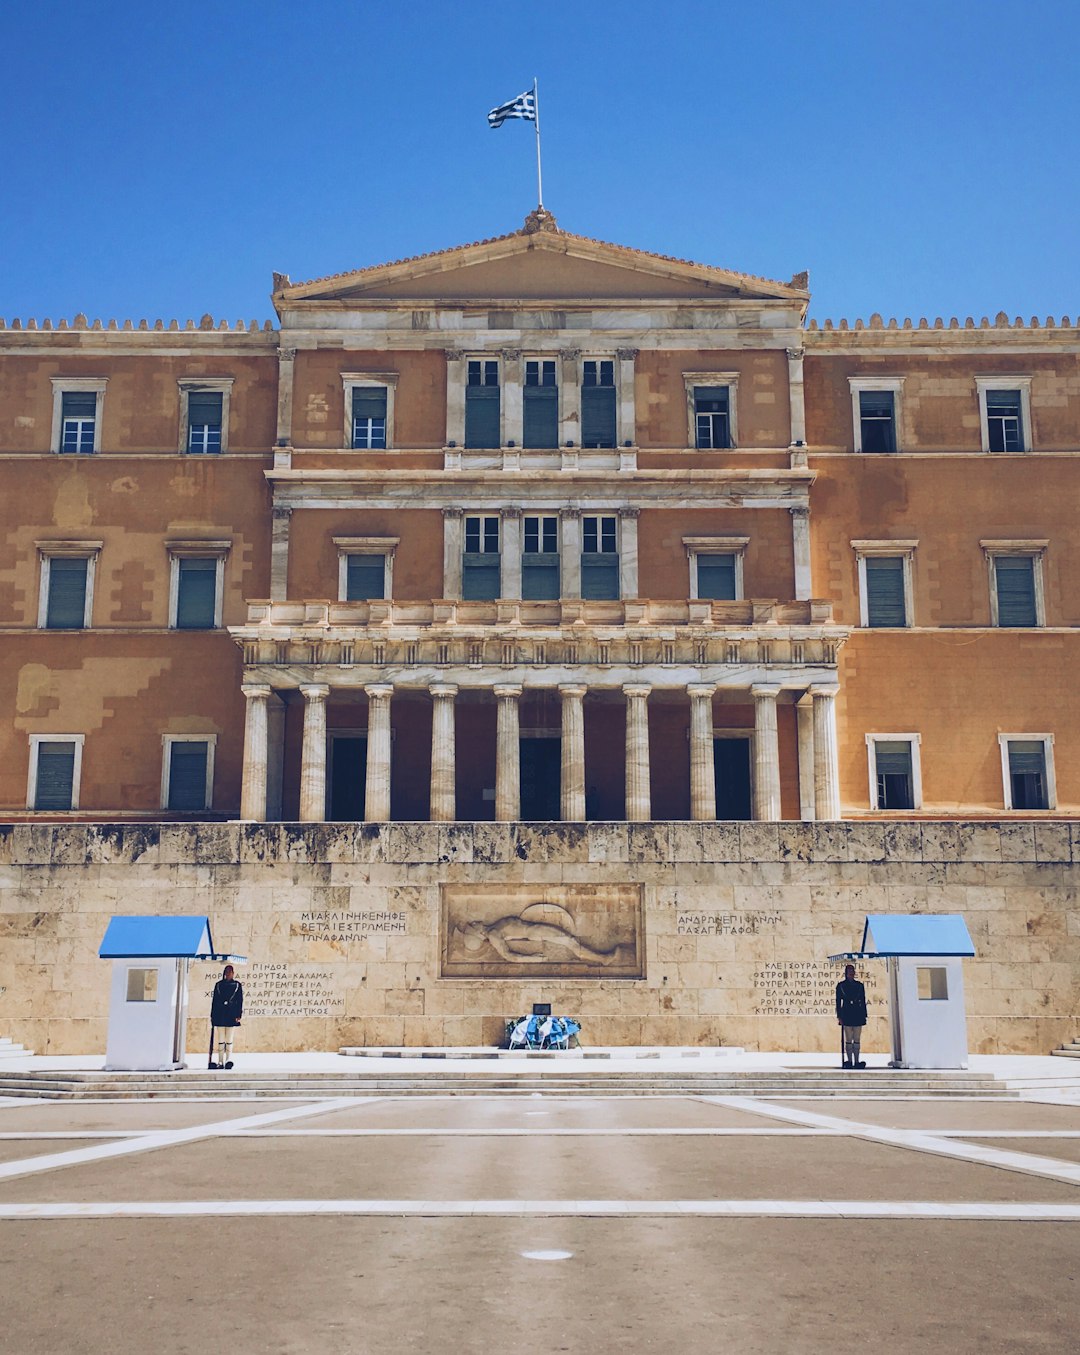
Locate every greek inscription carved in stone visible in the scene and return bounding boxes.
[676,911,782,936]
[295,911,407,942]
[192,963,345,1018]
[751,961,883,1017]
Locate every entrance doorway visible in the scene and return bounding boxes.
[329,735,366,821]
[714,737,752,820]
[520,737,561,820]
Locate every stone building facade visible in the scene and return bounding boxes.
[1,211,1078,1053]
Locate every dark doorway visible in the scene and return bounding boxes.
[714,738,752,820]
[520,738,560,820]
[329,736,366,821]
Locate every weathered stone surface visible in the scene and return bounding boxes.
[0,821,1077,1057]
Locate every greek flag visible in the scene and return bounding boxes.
[488,90,536,129]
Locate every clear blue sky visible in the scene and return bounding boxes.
[3,0,1078,325]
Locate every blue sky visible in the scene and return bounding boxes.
[3,1,1078,325]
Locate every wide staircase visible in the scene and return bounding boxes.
[0,1066,1013,1101]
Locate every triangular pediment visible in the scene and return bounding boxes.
[274,216,807,309]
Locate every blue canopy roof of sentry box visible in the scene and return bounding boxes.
[829,914,976,960]
[98,916,245,961]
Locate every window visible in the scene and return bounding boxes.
[51,378,107,455]
[37,543,100,629]
[684,536,747,601]
[27,734,84,811]
[334,536,398,602]
[581,514,619,599]
[999,735,1055,811]
[849,377,903,454]
[167,541,229,629]
[684,373,739,450]
[982,541,1046,627]
[463,514,500,600]
[694,387,732,449]
[342,374,397,450]
[178,379,232,454]
[161,736,216,812]
[853,542,916,627]
[126,968,159,1002]
[977,377,1031,453]
[866,735,922,811]
[523,358,558,448]
[916,968,949,1001]
[581,359,616,448]
[465,359,500,449]
[522,514,559,599]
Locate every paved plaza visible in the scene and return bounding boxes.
[1,1060,1079,1353]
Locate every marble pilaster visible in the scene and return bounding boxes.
[811,684,841,820]
[298,683,330,823]
[429,684,458,822]
[687,684,717,821]
[751,684,782,822]
[494,685,522,821]
[559,684,587,821]
[239,683,271,822]
[364,684,394,822]
[623,683,652,821]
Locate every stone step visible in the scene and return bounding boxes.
[1051,1046,1080,1058]
[0,1069,1011,1101]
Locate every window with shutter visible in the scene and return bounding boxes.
[874,741,914,810]
[345,554,386,600]
[859,391,896,453]
[175,558,218,628]
[522,515,559,599]
[465,360,500,448]
[45,557,89,628]
[187,391,223,453]
[581,360,616,447]
[60,391,97,454]
[986,389,1024,452]
[864,556,907,626]
[35,742,76,811]
[352,388,388,449]
[581,514,619,599]
[994,556,1037,626]
[463,515,500,600]
[1007,740,1048,810]
[696,553,737,601]
[167,741,209,811]
[523,359,558,448]
[694,387,731,449]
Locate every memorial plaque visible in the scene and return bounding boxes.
[441,883,644,979]
[192,963,346,1018]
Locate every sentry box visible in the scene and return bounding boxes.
[99,916,244,1072]
[831,914,976,1070]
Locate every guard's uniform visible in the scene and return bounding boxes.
[210,976,243,1069]
[835,976,868,1067]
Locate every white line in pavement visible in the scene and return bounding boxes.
[223,1127,840,1138]
[0,1099,371,1183]
[707,1097,1080,1188]
[1,1199,1079,1221]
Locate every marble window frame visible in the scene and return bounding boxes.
[27,733,85,811]
[160,733,218,813]
[998,733,1056,812]
[865,733,923,811]
[50,376,107,454]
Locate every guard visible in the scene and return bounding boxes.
[209,964,244,1070]
[835,962,868,1069]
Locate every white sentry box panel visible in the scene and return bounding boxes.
[890,955,969,1070]
[104,957,189,1071]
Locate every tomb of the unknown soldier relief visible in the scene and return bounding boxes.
[1,211,1078,1058]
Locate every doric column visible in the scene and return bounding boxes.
[239,683,271,821]
[623,683,652,821]
[559,684,587,821]
[270,505,291,601]
[494,685,522,821]
[619,507,639,599]
[442,507,464,600]
[797,693,816,821]
[501,507,522,601]
[275,346,296,446]
[363,684,393,822]
[444,350,466,447]
[786,346,806,448]
[790,505,812,601]
[266,693,285,821]
[811,684,841,820]
[616,347,638,446]
[558,348,581,447]
[501,349,522,448]
[751,684,782,822]
[687,684,717,821]
[560,508,582,599]
[298,683,330,823]
[429,684,458,822]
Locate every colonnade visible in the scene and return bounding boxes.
[239,681,841,824]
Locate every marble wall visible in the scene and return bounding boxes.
[0,820,1076,1056]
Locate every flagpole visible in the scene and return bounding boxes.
[532,76,544,209]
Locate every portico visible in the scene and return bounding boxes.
[234,623,844,824]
